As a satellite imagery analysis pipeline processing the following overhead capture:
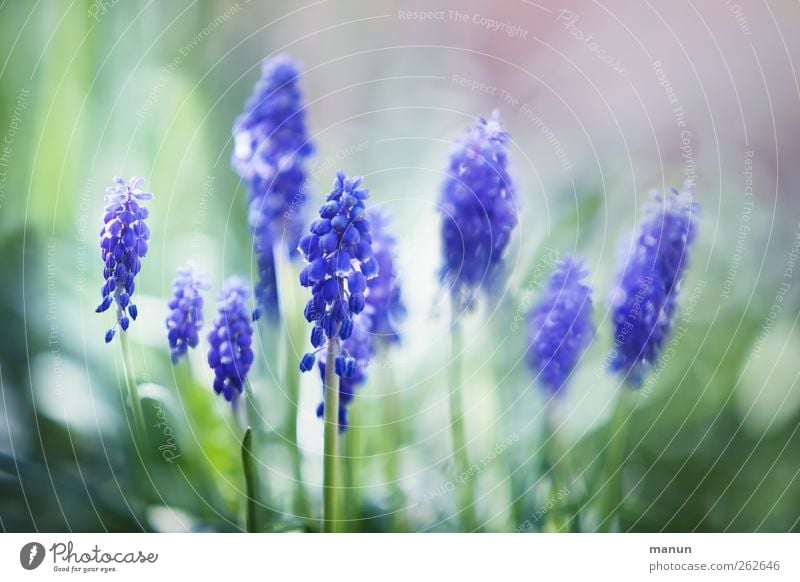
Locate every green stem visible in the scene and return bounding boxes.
[543,403,569,532]
[323,337,341,533]
[274,244,309,521]
[447,316,477,532]
[598,389,633,531]
[283,321,309,520]
[119,331,147,447]
[343,399,360,531]
[241,427,258,532]
[383,353,407,531]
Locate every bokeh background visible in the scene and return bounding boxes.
[1,0,800,532]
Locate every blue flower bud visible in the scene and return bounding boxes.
[344,357,356,378]
[334,355,346,376]
[348,271,366,294]
[300,352,316,372]
[361,256,379,279]
[339,318,353,340]
[95,295,112,313]
[322,314,337,339]
[349,293,365,314]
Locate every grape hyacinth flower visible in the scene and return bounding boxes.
[438,112,518,530]
[207,277,256,402]
[527,255,595,395]
[609,186,700,386]
[232,54,314,319]
[298,169,378,379]
[439,111,519,306]
[315,320,373,432]
[166,262,209,364]
[364,208,406,345]
[309,210,404,431]
[96,176,152,342]
[299,169,377,532]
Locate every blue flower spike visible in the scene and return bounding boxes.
[232,54,314,319]
[439,111,519,307]
[527,255,595,395]
[207,277,256,402]
[166,261,209,364]
[96,176,152,341]
[298,170,378,430]
[363,209,406,345]
[609,185,700,386]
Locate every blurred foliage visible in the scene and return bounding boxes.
[1,1,799,532]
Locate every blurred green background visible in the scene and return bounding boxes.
[1,0,800,532]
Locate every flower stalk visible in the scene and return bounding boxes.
[447,315,477,531]
[241,427,259,532]
[598,388,634,531]
[323,337,341,532]
[119,331,147,447]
